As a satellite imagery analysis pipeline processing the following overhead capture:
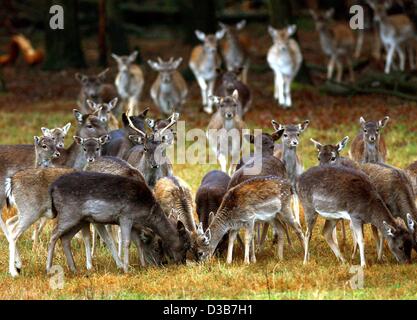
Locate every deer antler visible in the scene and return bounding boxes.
[126,104,146,136]
[158,112,178,137]
[91,106,103,116]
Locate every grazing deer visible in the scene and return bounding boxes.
[200,176,304,264]
[75,69,118,114]
[154,176,210,261]
[125,112,177,188]
[349,116,389,163]
[297,165,413,267]
[218,20,250,84]
[367,0,417,73]
[272,119,309,224]
[148,57,188,116]
[309,9,356,82]
[207,90,246,175]
[313,137,417,258]
[405,160,417,196]
[86,99,119,131]
[267,25,303,108]
[41,123,71,148]
[112,51,144,116]
[189,29,225,114]
[215,68,251,116]
[103,108,149,159]
[47,172,191,273]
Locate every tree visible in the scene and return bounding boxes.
[0,70,6,92]
[268,0,312,84]
[43,0,85,70]
[106,0,130,55]
[98,0,107,66]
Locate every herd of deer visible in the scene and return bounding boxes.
[1,2,417,278]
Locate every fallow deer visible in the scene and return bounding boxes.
[86,99,119,131]
[41,123,71,149]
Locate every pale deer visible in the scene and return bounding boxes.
[189,29,225,114]
[309,9,356,82]
[349,116,389,163]
[112,51,144,116]
[200,176,304,264]
[297,165,413,267]
[267,25,302,108]
[148,57,188,116]
[86,99,119,131]
[207,90,246,175]
[367,0,417,73]
[47,172,191,273]
[75,69,118,114]
[218,20,250,84]
[41,123,71,148]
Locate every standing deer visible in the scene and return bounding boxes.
[297,165,413,267]
[218,20,250,84]
[199,176,304,264]
[189,29,225,114]
[272,119,309,224]
[86,99,119,131]
[33,136,61,168]
[112,51,144,116]
[309,9,356,82]
[47,172,191,273]
[207,90,246,175]
[148,57,188,116]
[367,0,417,73]
[267,25,302,108]
[349,116,389,163]
[75,69,118,114]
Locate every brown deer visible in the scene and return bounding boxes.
[297,165,413,267]
[189,29,225,114]
[349,116,389,163]
[86,99,119,131]
[200,176,304,264]
[41,123,71,148]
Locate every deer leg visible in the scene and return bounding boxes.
[243,225,254,264]
[284,76,292,108]
[396,46,406,71]
[250,237,256,263]
[195,75,208,105]
[242,63,249,84]
[46,227,64,273]
[258,222,269,251]
[279,204,304,249]
[273,72,280,100]
[61,223,84,273]
[385,44,396,74]
[327,56,336,80]
[303,207,318,265]
[32,217,48,249]
[347,57,355,83]
[226,230,238,264]
[131,229,146,267]
[206,79,216,114]
[119,219,133,273]
[271,219,285,260]
[371,225,383,262]
[351,220,366,267]
[292,194,300,224]
[408,44,415,70]
[276,73,285,106]
[322,219,346,263]
[218,153,228,173]
[336,59,343,83]
[81,224,92,270]
[93,224,123,269]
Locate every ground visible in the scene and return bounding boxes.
[1,26,417,300]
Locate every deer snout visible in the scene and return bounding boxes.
[369,135,376,143]
[54,151,61,158]
[57,143,64,148]
[225,112,233,119]
[290,140,299,147]
[87,157,95,163]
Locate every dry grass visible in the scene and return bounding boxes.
[1,81,417,299]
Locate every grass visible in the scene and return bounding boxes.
[1,97,417,300]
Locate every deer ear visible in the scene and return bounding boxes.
[309,9,318,20]
[97,68,109,82]
[129,51,138,62]
[310,138,323,151]
[128,135,144,144]
[108,98,118,111]
[197,222,204,234]
[86,100,97,111]
[75,73,87,84]
[111,53,120,61]
[325,8,335,19]
[359,116,366,126]
[236,20,246,30]
[195,30,206,41]
[287,24,297,36]
[268,25,277,37]
[407,213,415,232]
[139,108,149,118]
[41,127,51,136]
[172,57,183,69]
[337,136,349,152]
[205,229,211,242]
[271,120,284,132]
[62,123,71,135]
[99,134,110,145]
[271,130,284,141]
[383,221,396,237]
[147,60,159,70]
[34,136,41,145]
[73,136,83,145]
[73,109,84,124]
[379,116,389,128]
[232,89,239,100]
[215,29,226,40]
[299,120,310,132]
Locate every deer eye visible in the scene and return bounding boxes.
[42,145,48,150]
[83,148,87,152]
[283,134,288,138]
[144,148,148,152]
[364,129,368,133]
[399,245,404,251]
[87,124,93,129]
[96,148,100,151]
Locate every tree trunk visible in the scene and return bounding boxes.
[106,0,130,55]
[268,0,312,84]
[43,0,85,70]
[0,69,6,92]
[177,0,217,44]
[98,0,107,66]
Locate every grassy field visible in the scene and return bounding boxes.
[1,90,417,300]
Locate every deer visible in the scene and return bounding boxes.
[215,68,251,116]
[199,176,305,264]
[112,51,144,116]
[267,25,303,108]
[218,20,250,84]
[207,90,246,175]
[367,0,417,74]
[125,111,177,188]
[297,165,413,267]
[75,69,118,115]
[154,176,210,261]
[309,8,356,82]
[86,99,119,131]
[41,123,71,149]
[46,171,191,273]
[189,29,225,114]
[349,116,389,164]
[148,57,188,116]
[272,119,309,224]
[312,136,417,259]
